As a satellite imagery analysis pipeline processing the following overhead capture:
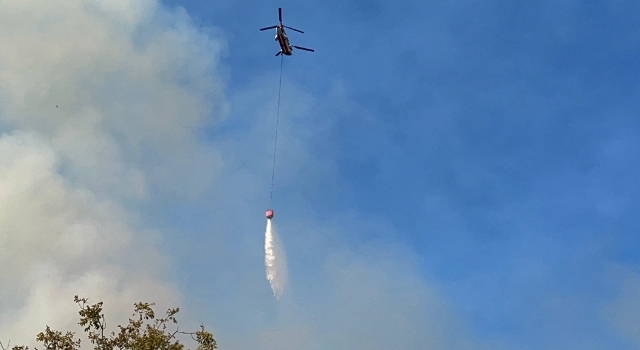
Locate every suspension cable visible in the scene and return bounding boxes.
[269,54,284,208]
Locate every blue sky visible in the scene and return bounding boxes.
[0,0,639,349]
[154,0,640,348]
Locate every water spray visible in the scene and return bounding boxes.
[265,218,287,299]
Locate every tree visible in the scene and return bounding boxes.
[1,296,217,350]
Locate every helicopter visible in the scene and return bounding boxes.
[260,8,314,56]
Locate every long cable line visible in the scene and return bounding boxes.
[269,54,284,208]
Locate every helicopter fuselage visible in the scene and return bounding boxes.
[275,25,293,56]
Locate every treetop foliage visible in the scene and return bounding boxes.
[1,296,216,350]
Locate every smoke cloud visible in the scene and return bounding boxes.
[0,0,224,346]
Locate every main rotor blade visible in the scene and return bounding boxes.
[276,51,282,56]
[279,8,282,23]
[284,26,304,33]
[293,45,314,52]
[260,25,278,31]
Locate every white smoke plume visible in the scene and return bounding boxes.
[265,219,288,299]
[0,0,224,346]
